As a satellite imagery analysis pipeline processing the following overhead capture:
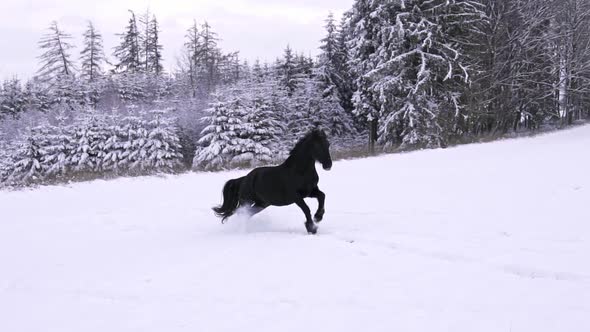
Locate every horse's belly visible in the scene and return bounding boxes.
[252,168,317,206]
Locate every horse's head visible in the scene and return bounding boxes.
[310,128,332,171]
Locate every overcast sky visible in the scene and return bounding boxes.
[0,0,352,81]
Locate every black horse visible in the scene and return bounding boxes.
[213,129,333,234]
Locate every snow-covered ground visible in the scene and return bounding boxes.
[1,126,590,332]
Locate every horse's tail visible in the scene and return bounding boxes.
[213,177,243,222]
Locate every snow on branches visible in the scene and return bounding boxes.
[0,108,183,187]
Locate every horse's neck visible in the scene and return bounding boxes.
[283,151,315,174]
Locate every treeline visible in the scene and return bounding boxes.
[345,0,590,148]
[2,1,590,188]
[0,9,361,188]
[0,10,245,120]
[0,108,183,186]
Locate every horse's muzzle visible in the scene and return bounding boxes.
[322,161,333,171]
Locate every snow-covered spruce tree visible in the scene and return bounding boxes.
[277,45,300,96]
[42,108,75,178]
[80,21,105,82]
[253,65,291,155]
[36,21,76,83]
[0,140,13,185]
[0,78,27,119]
[348,0,384,150]
[291,73,356,140]
[232,79,285,166]
[116,113,139,172]
[24,79,51,113]
[251,59,265,84]
[50,74,89,110]
[335,13,355,113]
[5,126,51,186]
[100,110,126,173]
[113,10,142,74]
[350,0,485,148]
[120,111,154,173]
[144,109,183,172]
[70,110,108,174]
[315,13,358,139]
[194,89,248,170]
[112,73,147,103]
[317,13,345,102]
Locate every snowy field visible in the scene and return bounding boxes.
[1,126,590,332]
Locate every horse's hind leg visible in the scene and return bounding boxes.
[239,200,267,218]
[249,203,267,218]
[295,196,317,234]
[309,187,326,222]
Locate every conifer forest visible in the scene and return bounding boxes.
[2,0,590,188]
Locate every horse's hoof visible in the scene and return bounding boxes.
[314,209,325,223]
[305,222,318,234]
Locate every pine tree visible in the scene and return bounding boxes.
[118,113,141,171]
[233,78,285,166]
[138,10,164,75]
[147,15,164,75]
[194,90,247,170]
[348,0,382,150]
[101,110,126,172]
[124,112,151,172]
[36,21,76,83]
[252,59,264,83]
[112,73,147,103]
[184,20,200,96]
[5,126,49,185]
[23,80,51,113]
[0,140,14,185]
[0,78,26,119]
[113,10,142,74]
[335,13,355,113]
[80,21,105,82]
[145,109,183,171]
[317,11,357,117]
[292,74,355,140]
[139,9,152,73]
[70,110,107,173]
[277,45,299,95]
[349,0,485,148]
[42,110,75,178]
[199,21,221,92]
[317,12,339,97]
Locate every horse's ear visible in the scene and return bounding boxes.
[316,127,327,138]
[311,125,325,137]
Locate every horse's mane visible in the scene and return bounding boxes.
[284,129,326,166]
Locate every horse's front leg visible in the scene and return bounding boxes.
[309,187,325,222]
[294,196,317,234]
